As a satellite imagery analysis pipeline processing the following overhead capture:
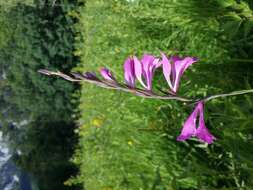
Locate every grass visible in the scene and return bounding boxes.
[71,1,192,189]
[69,0,253,189]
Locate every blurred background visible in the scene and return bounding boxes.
[0,0,253,190]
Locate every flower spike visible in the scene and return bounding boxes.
[38,51,253,146]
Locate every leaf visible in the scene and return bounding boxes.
[221,14,242,39]
[177,177,198,189]
[216,0,236,8]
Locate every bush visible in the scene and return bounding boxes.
[1,0,80,122]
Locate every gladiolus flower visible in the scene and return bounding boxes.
[161,52,197,93]
[177,101,216,144]
[133,54,161,90]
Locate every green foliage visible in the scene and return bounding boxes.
[0,0,82,189]
[0,0,33,48]
[1,0,79,122]
[70,0,253,189]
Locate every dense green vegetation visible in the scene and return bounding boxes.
[2,2,78,122]
[0,0,82,189]
[68,0,253,189]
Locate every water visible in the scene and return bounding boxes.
[0,131,33,190]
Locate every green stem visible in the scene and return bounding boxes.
[203,89,253,102]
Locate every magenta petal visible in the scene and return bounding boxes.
[133,54,161,90]
[196,102,216,144]
[141,54,156,90]
[141,54,161,90]
[124,57,135,87]
[181,57,198,74]
[154,58,161,69]
[177,101,215,144]
[177,104,198,141]
[172,57,198,92]
[141,54,155,70]
[170,56,181,82]
[196,125,216,144]
[133,56,146,88]
[161,53,172,89]
[100,68,115,81]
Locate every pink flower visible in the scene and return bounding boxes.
[177,101,216,144]
[161,52,198,93]
[133,54,161,90]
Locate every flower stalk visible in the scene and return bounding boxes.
[38,53,253,144]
